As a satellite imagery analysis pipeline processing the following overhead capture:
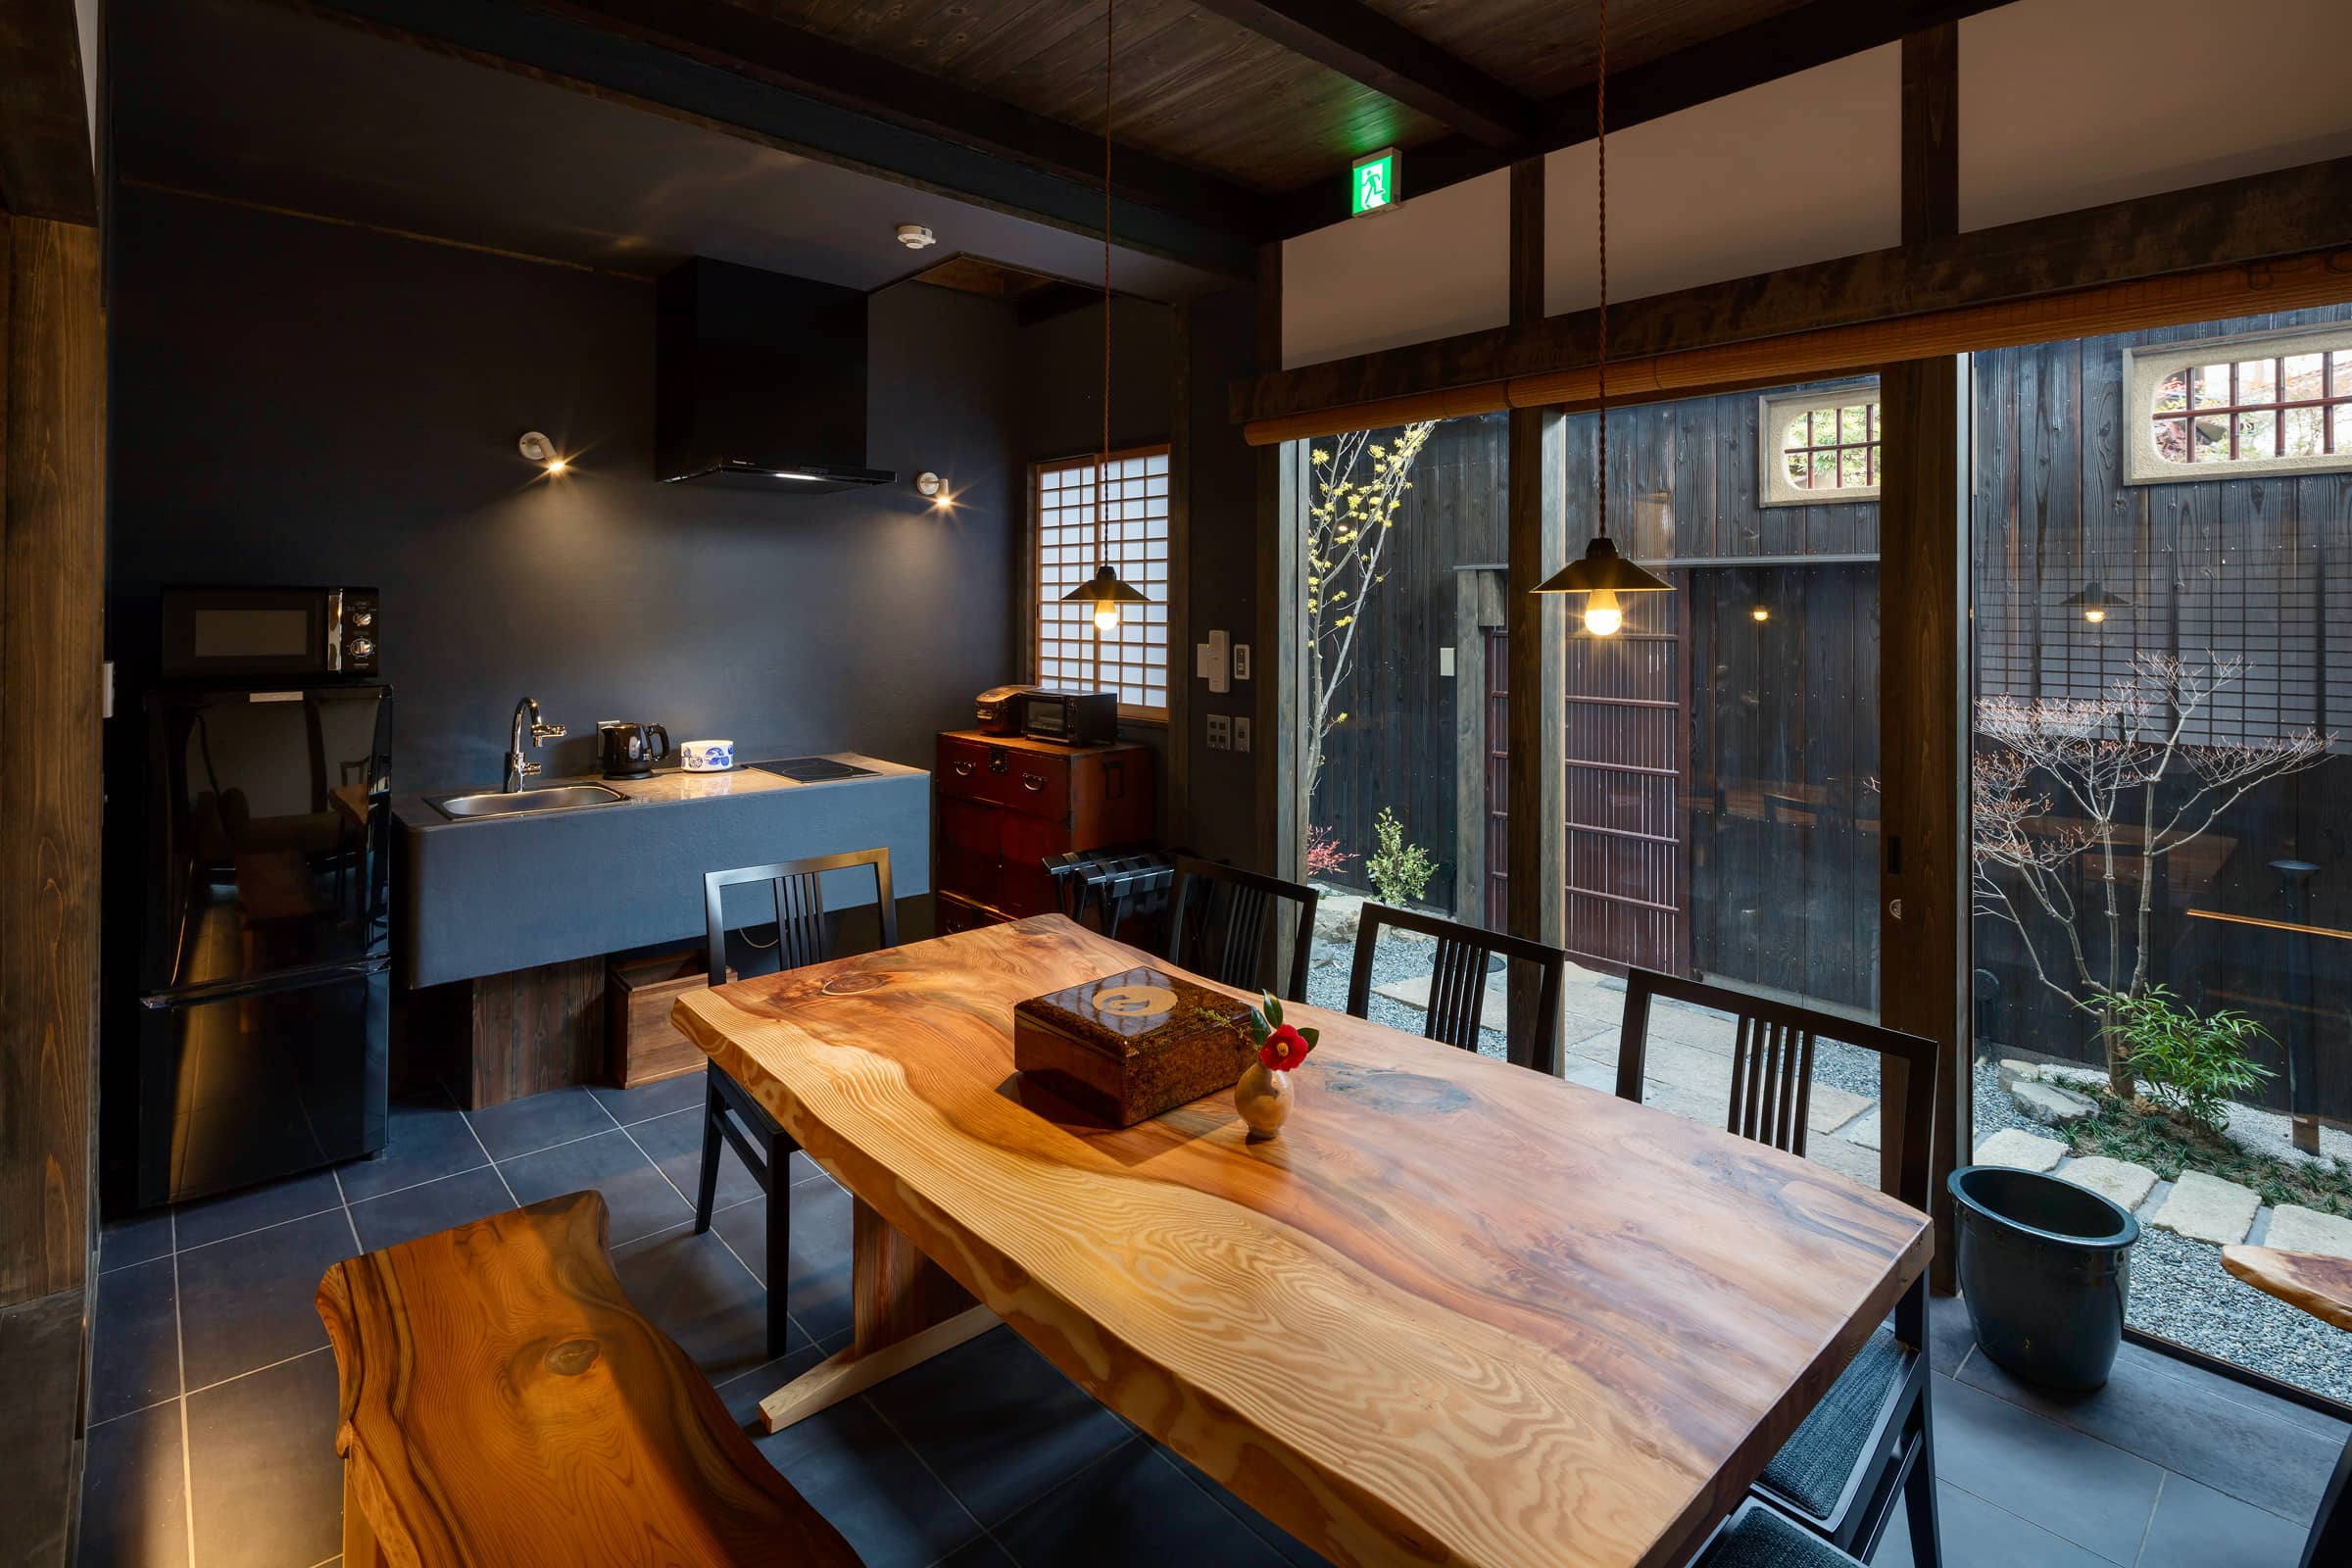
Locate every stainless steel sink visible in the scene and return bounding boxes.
[431,783,629,820]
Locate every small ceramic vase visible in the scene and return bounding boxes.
[1234,1060,1294,1140]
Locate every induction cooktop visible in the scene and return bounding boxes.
[746,757,879,783]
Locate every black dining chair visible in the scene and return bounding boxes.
[1343,902,1567,1072]
[1163,856,1319,1003]
[1045,846,1174,943]
[1616,966,1941,1568]
[1685,1499,1870,1568]
[694,847,897,1356]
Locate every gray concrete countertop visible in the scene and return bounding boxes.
[394,753,930,988]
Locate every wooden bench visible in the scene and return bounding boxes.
[316,1190,862,1567]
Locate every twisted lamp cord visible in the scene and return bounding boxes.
[1595,0,1609,541]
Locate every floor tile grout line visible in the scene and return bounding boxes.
[1933,1473,2138,1565]
[85,1389,182,1430]
[865,1395,1017,1564]
[1140,1437,1289,1556]
[172,1208,198,1568]
[182,1343,334,1401]
[602,1108,823,1351]
[2132,1471,2165,1568]
[171,1202,346,1258]
[460,1106,524,1210]
[328,1165,366,1255]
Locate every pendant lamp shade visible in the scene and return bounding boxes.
[1534,534,1675,597]
[2061,580,2131,622]
[1064,562,1150,630]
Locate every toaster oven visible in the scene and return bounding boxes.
[1018,688,1118,746]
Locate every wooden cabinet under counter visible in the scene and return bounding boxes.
[934,730,1152,923]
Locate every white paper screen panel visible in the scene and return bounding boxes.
[1960,0,2352,232]
[1544,47,1899,317]
[1280,168,1508,369]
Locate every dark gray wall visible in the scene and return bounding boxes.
[106,185,1019,792]
[1018,296,1173,461]
[1180,287,1264,867]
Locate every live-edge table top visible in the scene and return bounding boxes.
[673,914,1929,1568]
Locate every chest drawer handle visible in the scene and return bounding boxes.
[1021,772,1047,792]
[952,760,975,776]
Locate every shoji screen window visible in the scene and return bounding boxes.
[1033,447,1170,718]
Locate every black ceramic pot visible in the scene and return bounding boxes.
[1949,1164,2138,1392]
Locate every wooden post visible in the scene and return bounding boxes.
[1167,300,1194,848]
[1253,240,1302,880]
[1504,157,1565,1074]
[1880,22,1969,1293]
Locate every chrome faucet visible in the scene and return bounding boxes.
[504,696,565,792]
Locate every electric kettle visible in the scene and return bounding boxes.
[596,720,671,778]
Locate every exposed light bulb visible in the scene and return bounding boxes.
[1582,590,1622,638]
[545,457,567,475]
[1094,606,1121,632]
[2083,607,2106,623]
[1751,606,1770,623]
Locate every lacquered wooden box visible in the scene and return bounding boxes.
[1012,966,1254,1127]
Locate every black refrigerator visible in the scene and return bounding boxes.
[134,682,393,1206]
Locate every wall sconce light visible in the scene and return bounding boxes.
[518,431,567,475]
[1751,606,1771,623]
[914,471,953,509]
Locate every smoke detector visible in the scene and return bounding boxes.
[896,223,938,251]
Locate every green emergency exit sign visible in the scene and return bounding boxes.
[1350,148,1399,216]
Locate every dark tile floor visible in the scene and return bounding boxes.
[79,1080,2345,1568]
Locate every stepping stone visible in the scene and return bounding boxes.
[1997,1058,2044,1093]
[2056,1155,2156,1213]
[1975,1128,2067,1173]
[1372,972,1506,1033]
[2012,1080,2097,1126]
[2262,1204,2352,1260]
[2150,1171,2261,1245]
[1843,1109,1882,1152]
[1806,1084,1875,1137]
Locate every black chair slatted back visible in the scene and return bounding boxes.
[1344,902,1567,1074]
[702,848,898,988]
[1163,857,1317,1003]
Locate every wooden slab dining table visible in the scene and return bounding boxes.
[671,914,1931,1568]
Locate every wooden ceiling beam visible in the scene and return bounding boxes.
[1262,0,2008,238]
[299,0,1264,276]
[0,0,99,222]
[1190,0,1534,149]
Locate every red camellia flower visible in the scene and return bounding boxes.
[1258,1023,1313,1072]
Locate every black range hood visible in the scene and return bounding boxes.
[656,258,895,493]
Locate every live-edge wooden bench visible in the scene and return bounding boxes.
[316,1190,862,1567]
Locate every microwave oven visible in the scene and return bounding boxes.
[1019,688,1118,745]
[161,585,380,681]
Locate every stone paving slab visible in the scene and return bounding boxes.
[2261,1203,2352,1260]
[1844,1109,1882,1152]
[2150,1170,2262,1245]
[1372,973,1508,1033]
[2013,1080,2097,1126]
[2056,1155,2157,1213]
[1976,1128,2068,1172]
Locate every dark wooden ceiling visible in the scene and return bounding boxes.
[729,0,1446,193]
[724,0,1822,193]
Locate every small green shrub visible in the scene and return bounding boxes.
[1364,808,1435,906]
[2103,985,2273,1133]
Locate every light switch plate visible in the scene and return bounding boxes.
[1233,643,1251,681]
[1196,643,1214,678]
[1233,716,1251,753]
[1207,629,1231,694]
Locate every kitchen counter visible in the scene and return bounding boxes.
[394,754,930,987]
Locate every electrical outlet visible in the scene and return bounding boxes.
[1205,712,1232,751]
[1232,716,1251,753]
[1233,643,1251,681]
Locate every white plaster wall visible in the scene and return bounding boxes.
[1960,0,2352,231]
[1545,46,1899,315]
[1279,167,1508,369]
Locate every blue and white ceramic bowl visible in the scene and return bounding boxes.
[680,739,735,772]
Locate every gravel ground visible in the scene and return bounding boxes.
[1303,931,1512,1057]
[1968,1057,2352,1402]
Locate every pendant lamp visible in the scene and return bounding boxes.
[2062,581,2131,624]
[1060,0,1150,643]
[1533,0,1672,636]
